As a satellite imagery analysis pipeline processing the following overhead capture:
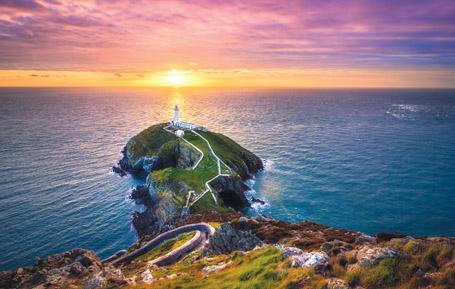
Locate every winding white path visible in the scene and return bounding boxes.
[107,223,215,266]
[162,125,233,207]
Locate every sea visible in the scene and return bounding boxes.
[1,87,454,270]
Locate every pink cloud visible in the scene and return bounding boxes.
[0,0,454,70]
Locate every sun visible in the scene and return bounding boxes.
[163,70,191,87]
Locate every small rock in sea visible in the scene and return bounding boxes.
[251,197,266,205]
[130,185,149,199]
[112,166,126,177]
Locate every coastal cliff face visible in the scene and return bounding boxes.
[113,123,263,237]
[3,211,454,289]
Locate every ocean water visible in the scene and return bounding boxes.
[1,87,454,270]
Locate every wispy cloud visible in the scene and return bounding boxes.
[0,0,454,72]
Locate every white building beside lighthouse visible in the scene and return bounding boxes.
[170,105,206,131]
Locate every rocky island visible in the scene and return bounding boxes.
[1,120,454,289]
[114,121,263,237]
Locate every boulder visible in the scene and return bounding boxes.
[277,245,329,271]
[202,261,231,273]
[355,233,376,245]
[238,216,249,222]
[320,240,353,256]
[104,267,126,285]
[69,261,87,276]
[84,273,106,289]
[289,252,329,271]
[112,165,126,177]
[203,223,261,255]
[356,246,397,267]
[141,269,154,284]
[327,278,350,289]
[76,254,94,268]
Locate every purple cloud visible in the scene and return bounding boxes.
[0,0,454,70]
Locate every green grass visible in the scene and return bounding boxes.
[126,123,177,163]
[198,130,260,178]
[151,130,228,211]
[137,232,196,262]
[191,191,229,213]
[152,130,219,192]
[128,247,324,289]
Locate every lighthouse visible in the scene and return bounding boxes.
[169,105,207,131]
[172,105,180,125]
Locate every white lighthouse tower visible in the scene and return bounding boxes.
[172,105,180,125]
[169,105,206,131]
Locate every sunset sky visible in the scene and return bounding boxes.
[1,0,454,87]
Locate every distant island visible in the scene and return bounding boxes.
[1,107,454,289]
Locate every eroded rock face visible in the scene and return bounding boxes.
[209,176,251,210]
[130,185,154,207]
[132,209,161,238]
[0,249,102,289]
[176,141,201,168]
[203,223,261,255]
[356,245,397,267]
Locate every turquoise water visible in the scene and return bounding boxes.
[0,87,454,270]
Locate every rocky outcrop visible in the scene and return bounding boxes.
[114,124,264,239]
[320,239,354,256]
[327,278,349,289]
[0,249,102,289]
[175,141,201,168]
[232,217,362,250]
[209,176,250,210]
[278,245,329,271]
[238,150,264,178]
[202,261,231,274]
[114,139,200,178]
[130,185,153,207]
[203,223,261,255]
[356,245,397,267]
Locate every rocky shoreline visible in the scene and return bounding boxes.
[2,210,454,288]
